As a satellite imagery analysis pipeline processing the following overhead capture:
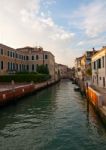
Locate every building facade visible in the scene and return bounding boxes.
[58,64,69,79]
[75,56,83,80]
[92,47,106,88]
[75,50,96,81]
[0,44,55,79]
[54,63,60,81]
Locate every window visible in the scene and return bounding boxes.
[0,49,3,55]
[10,62,12,70]
[94,61,96,69]
[93,76,94,83]
[8,62,10,70]
[22,64,24,71]
[102,56,104,68]
[1,61,3,70]
[19,64,21,71]
[16,64,18,71]
[22,55,23,60]
[23,65,25,71]
[26,65,29,71]
[13,63,15,70]
[36,55,39,60]
[45,55,48,59]
[16,53,18,58]
[7,51,9,56]
[10,51,12,57]
[78,67,81,71]
[13,52,15,58]
[103,77,105,87]
[32,64,34,71]
[19,55,21,59]
[32,56,34,60]
[97,59,101,69]
[26,56,29,60]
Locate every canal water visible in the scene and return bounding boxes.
[0,80,106,150]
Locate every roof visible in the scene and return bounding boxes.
[17,46,54,57]
[17,46,34,51]
[0,43,54,57]
[0,43,15,51]
[75,56,83,61]
[92,47,106,58]
[58,64,68,68]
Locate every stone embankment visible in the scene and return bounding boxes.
[0,80,59,106]
[86,86,106,124]
[73,77,106,125]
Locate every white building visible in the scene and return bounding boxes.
[92,47,106,88]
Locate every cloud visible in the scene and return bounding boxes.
[70,0,106,38]
[77,41,84,46]
[43,0,56,6]
[0,0,75,66]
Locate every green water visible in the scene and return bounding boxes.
[0,80,106,150]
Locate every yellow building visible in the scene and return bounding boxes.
[75,50,96,81]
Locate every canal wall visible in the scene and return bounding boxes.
[74,78,86,95]
[87,86,106,124]
[0,79,59,106]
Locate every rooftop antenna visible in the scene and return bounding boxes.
[92,47,95,51]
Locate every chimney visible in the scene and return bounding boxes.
[92,47,95,55]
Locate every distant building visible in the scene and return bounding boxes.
[75,49,96,81]
[75,56,83,80]
[17,46,55,79]
[0,43,55,79]
[54,63,60,81]
[92,46,106,88]
[80,50,97,81]
[69,67,75,79]
[58,64,69,79]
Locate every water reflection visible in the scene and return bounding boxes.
[86,98,106,137]
[0,80,106,150]
[0,87,58,132]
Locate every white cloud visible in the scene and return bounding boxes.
[43,0,56,5]
[77,41,84,46]
[0,0,75,66]
[71,0,106,37]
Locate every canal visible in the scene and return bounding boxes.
[0,80,106,150]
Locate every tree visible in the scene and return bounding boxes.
[37,65,49,74]
[86,68,92,76]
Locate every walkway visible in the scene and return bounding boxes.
[90,85,106,96]
[0,83,29,92]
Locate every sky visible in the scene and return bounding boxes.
[0,0,106,67]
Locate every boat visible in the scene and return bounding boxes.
[72,81,76,84]
[74,87,80,92]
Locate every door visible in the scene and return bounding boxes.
[97,75,98,85]
[103,77,105,87]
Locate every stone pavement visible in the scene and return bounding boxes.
[0,79,55,92]
[0,83,30,92]
[90,85,106,96]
